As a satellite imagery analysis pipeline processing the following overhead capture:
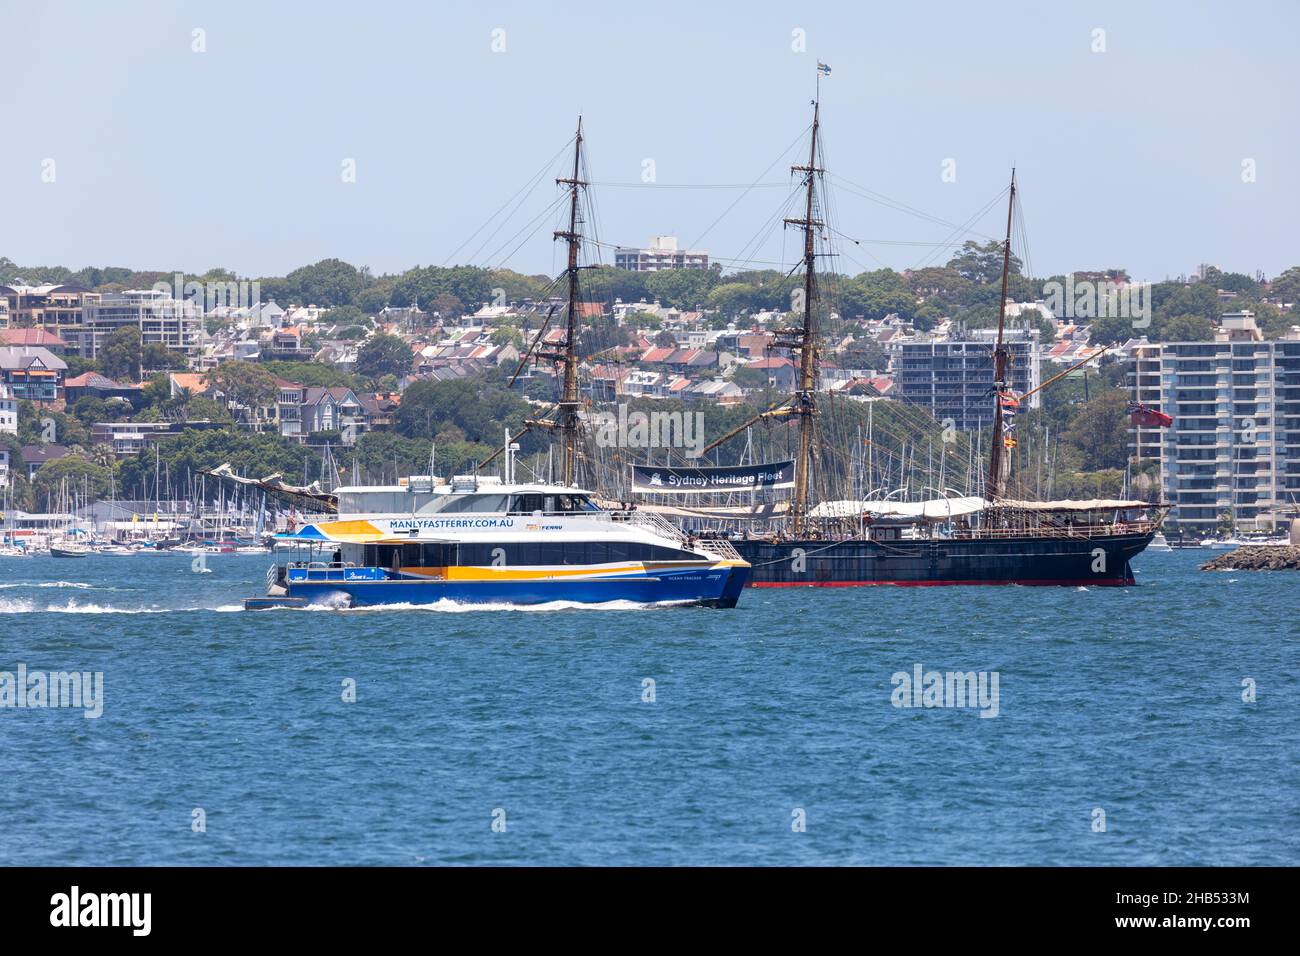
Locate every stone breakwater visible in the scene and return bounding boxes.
[1201,545,1300,571]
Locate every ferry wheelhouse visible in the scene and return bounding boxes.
[247,476,750,609]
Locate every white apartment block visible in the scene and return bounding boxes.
[614,236,709,272]
[80,289,203,357]
[1129,313,1300,535]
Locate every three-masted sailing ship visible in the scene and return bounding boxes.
[689,80,1169,586]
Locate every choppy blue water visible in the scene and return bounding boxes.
[0,549,1295,866]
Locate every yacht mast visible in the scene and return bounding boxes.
[986,169,1017,500]
[779,92,823,533]
[542,116,587,488]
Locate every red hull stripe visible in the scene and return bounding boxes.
[750,578,1134,588]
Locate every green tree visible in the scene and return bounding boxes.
[209,361,280,422]
[1062,390,1129,470]
[322,305,366,327]
[32,455,113,510]
[644,268,718,310]
[1270,266,1300,303]
[141,342,188,372]
[259,361,359,389]
[430,293,464,322]
[1158,313,1215,341]
[100,326,143,381]
[394,376,539,451]
[284,258,364,307]
[356,284,393,315]
[946,241,1022,284]
[356,333,413,381]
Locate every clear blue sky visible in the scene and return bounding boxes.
[3,0,1295,283]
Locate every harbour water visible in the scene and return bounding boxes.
[0,550,1295,865]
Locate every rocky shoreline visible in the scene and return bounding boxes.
[1201,545,1300,571]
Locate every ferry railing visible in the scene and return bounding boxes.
[536,507,745,562]
[615,509,741,560]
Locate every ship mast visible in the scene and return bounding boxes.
[778,93,824,534]
[539,116,586,487]
[986,169,1016,500]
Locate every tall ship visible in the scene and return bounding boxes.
[630,75,1170,586]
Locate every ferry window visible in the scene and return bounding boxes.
[420,543,454,566]
[508,494,546,514]
[430,494,508,514]
[366,544,403,569]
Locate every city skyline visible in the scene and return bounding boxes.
[4,1,1296,284]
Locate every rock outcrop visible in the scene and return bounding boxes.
[1201,546,1300,571]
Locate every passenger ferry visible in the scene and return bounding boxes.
[246,476,750,610]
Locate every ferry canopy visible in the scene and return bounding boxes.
[809,497,986,520]
[807,496,1155,521]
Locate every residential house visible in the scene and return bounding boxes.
[742,356,797,391]
[358,392,400,431]
[20,444,70,479]
[0,382,16,434]
[686,379,744,405]
[277,379,307,439]
[314,341,358,368]
[63,372,144,407]
[261,326,313,361]
[0,284,96,345]
[0,328,70,353]
[300,387,365,444]
[0,347,67,403]
[90,420,225,458]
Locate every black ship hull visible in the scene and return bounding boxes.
[732,531,1155,587]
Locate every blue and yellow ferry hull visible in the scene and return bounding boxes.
[272,562,751,609]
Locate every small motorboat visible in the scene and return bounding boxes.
[1147,532,1173,552]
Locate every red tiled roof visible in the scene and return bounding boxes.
[0,329,68,348]
[64,372,138,390]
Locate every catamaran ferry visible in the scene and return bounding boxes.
[245,476,750,610]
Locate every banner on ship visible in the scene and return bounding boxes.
[630,460,795,494]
